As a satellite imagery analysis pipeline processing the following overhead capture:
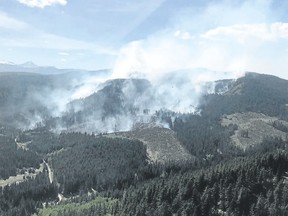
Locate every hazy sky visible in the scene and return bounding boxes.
[1,0,288,78]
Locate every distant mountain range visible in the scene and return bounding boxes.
[0,61,110,75]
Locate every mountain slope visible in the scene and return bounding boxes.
[200,72,288,118]
[108,127,194,163]
[59,79,154,133]
[0,71,108,128]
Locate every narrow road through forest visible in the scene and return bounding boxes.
[43,160,53,184]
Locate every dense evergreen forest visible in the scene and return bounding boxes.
[0,132,40,179]
[119,151,288,216]
[0,169,57,215]
[51,133,148,194]
[0,72,288,215]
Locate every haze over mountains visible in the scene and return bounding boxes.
[1,62,288,153]
[0,62,237,132]
[1,62,287,135]
[1,64,288,215]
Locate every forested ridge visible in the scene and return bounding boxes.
[0,72,288,215]
[199,73,288,119]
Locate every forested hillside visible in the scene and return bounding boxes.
[0,72,288,216]
[200,73,288,119]
[50,133,148,194]
[119,150,288,216]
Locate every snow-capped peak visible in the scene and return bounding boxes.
[20,61,38,68]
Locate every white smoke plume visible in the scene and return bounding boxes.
[18,0,288,133]
[112,0,288,80]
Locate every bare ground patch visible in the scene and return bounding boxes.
[106,127,193,163]
[0,162,44,188]
[221,112,288,150]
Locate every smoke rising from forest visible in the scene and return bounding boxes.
[18,0,288,133]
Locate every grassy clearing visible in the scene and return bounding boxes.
[38,196,117,216]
